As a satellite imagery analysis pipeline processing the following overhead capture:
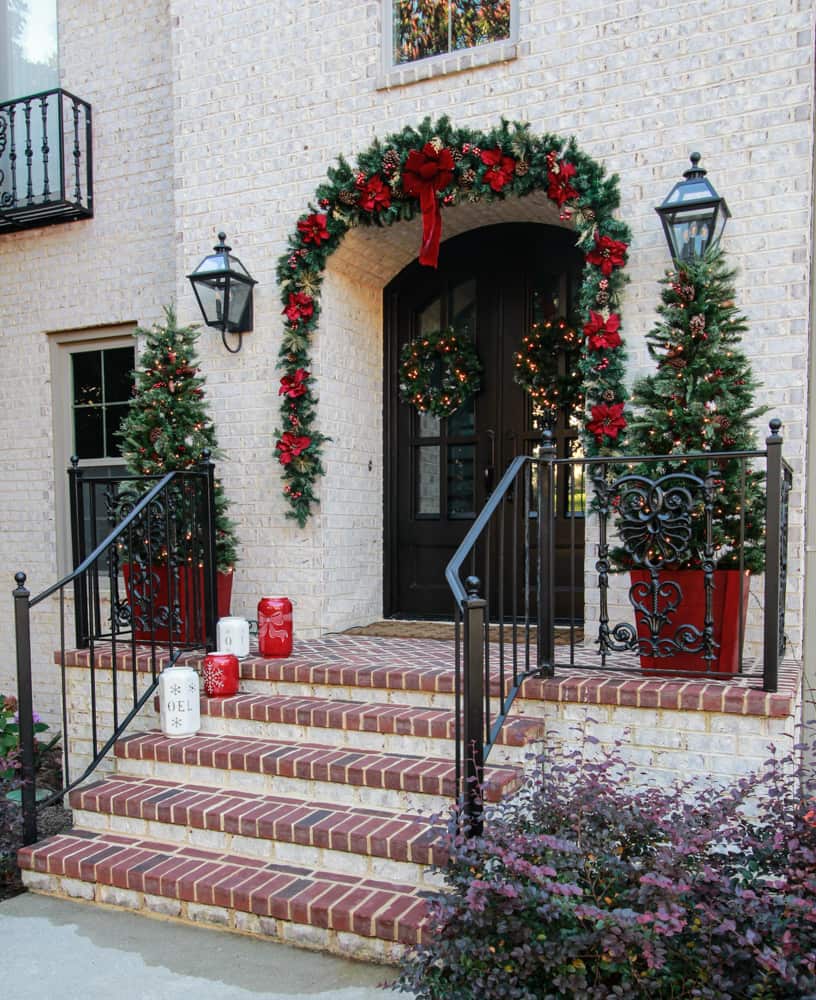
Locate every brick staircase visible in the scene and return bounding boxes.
[17,637,546,963]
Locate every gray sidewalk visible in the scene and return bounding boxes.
[1,893,411,999]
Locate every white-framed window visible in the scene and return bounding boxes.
[0,0,58,103]
[382,0,518,83]
[49,326,136,573]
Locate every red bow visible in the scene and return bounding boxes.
[402,143,455,268]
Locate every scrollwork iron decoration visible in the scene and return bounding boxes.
[597,470,719,661]
[0,111,12,208]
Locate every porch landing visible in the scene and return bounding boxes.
[19,634,801,963]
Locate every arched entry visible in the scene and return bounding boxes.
[384,223,585,621]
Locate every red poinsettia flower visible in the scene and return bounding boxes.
[279,369,310,399]
[276,432,312,465]
[583,311,622,351]
[480,147,516,192]
[587,402,627,442]
[546,158,578,207]
[359,174,392,213]
[297,213,330,246]
[586,233,628,276]
[282,292,314,326]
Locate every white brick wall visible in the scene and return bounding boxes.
[0,0,812,723]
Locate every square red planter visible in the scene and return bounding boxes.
[122,563,233,644]
[630,569,750,675]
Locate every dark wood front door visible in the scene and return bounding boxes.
[384,223,585,621]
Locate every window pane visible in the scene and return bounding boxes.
[450,279,476,338]
[72,352,102,405]
[416,445,440,515]
[447,443,475,517]
[74,406,103,459]
[0,0,59,103]
[105,403,129,458]
[450,0,510,53]
[103,347,134,402]
[393,1,510,65]
[393,0,449,64]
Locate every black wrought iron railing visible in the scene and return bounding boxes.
[446,420,792,831]
[12,456,219,845]
[0,88,92,233]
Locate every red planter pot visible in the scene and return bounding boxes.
[122,563,233,644]
[630,569,750,675]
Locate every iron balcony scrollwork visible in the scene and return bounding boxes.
[0,88,92,233]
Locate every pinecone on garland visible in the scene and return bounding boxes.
[382,149,400,175]
[452,148,463,164]
[149,427,162,443]
[339,189,359,206]
[460,168,476,188]
[515,159,530,176]
[596,288,610,306]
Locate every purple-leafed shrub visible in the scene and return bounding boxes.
[395,738,816,999]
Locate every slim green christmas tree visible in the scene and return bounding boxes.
[117,306,238,570]
[625,245,767,571]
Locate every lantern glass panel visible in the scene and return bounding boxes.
[666,205,719,261]
[226,282,252,331]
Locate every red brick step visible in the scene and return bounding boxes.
[70,774,449,869]
[114,730,522,805]
[18,830,429,950]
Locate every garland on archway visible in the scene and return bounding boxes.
[399,327,482,417]
[276,117,631,526]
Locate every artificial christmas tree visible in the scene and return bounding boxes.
[117,307,238,638]
[620,245,767,673]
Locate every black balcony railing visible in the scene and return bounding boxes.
[0,88,92,233]
[446,420,792,833]
[12,456,219,846]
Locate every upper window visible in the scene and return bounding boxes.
[391,1,512,66]
[0,0,58,103]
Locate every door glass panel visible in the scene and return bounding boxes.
[416,445,440,516]
[450,279,476,336]
[417,409,441,438]
[566,418,585,517]
[419,296,442,334]
[448,394,475,437]
[447,443,475,518]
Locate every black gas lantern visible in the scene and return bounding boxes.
[188,232,257,353]
[655,153,731,262]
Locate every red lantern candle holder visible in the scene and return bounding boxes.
[202,652,240,697]
[257,596,293,658]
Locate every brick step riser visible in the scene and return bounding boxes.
[71,808,444,889]
[21,869,408,964]
[187,713,532,766]
[239,678,459,710]
[113,756,455,815]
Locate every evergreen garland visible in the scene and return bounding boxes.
[117,306,238,570]
[277,116,632,525]
[624,246,768,572]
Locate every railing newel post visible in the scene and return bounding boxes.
[537,427,556,674]
[199,450,218,651]
[462,576,486,838]
[13,571,37,845]
[763,419,783,693]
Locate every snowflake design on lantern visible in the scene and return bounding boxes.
[202,664,225,688]
[170,683,182,696]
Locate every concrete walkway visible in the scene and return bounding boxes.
[1,893,411,999]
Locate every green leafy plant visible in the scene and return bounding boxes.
[395,738,816,999]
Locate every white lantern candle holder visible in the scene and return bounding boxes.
[158,663,201,737]
[216,616,251,659]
